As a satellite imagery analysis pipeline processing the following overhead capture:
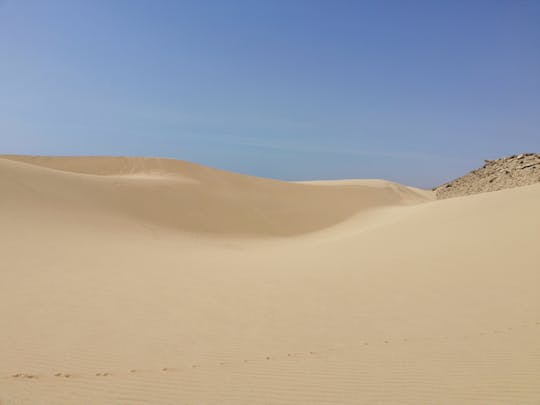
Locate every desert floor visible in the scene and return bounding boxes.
[1,156,539,404]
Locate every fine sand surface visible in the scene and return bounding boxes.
[1,155,539,404]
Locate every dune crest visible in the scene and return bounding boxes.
[0,155,432,237]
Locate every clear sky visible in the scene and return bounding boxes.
[1,0,539,187]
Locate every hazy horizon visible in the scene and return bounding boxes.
[1,0,539,188]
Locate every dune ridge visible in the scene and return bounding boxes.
[1,156,539,404]
[0,155,432,236]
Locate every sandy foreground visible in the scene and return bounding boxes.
[1,155,539,404]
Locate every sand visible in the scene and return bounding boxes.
[1,155,539,404]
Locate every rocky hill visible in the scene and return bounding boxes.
[435,153,540,199]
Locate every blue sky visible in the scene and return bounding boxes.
[1,0,539,187]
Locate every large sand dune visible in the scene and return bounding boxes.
[1,155,539,404]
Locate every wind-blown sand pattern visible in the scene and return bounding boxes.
[1,155,539,404]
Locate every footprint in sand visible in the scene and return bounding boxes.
[54,372,71,378]
[12,373,37,379]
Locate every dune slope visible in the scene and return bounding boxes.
[0,155,432,236]
[0,156,539,404]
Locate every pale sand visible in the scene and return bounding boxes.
[0,155,539,404]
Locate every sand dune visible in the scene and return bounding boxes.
[1,156,539,404]
[0,155,432,236]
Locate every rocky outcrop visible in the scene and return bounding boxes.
[434,153,540,199]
